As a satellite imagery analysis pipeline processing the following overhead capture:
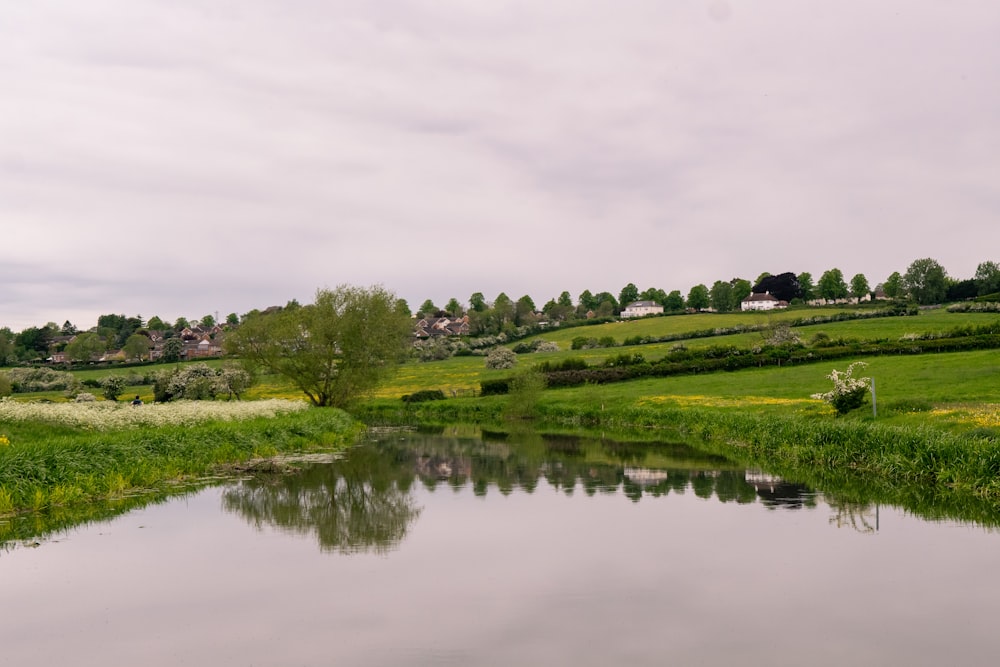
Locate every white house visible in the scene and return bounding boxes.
[741,291,786,311]
[621,300,664,318]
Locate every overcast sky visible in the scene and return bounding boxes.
[3,1,999,331]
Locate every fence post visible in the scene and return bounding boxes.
[871,376,877,418]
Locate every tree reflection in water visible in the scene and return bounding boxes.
[221,446,421,555]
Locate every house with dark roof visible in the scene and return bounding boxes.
[413,315,471,338]
[741,292,788,312]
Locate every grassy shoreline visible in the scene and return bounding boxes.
[355,393,1000,505]
[0,401,361,516]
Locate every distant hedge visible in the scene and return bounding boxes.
[401,389,447,404]
[479,323,1000,395]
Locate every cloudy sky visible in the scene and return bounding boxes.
[3,1,998,331]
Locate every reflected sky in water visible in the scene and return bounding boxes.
[2,431,999,667]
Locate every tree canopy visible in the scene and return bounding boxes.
[752,272,801,303]
[818,268,849,301]
[903,258,948,305]
[975,261,1000,296]
[225,285,412,407]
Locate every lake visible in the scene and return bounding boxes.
[2,425,999,666]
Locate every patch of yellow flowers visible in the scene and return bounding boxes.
[930,405,1000,428]
[639,395,815,409]
[0,434,9,447]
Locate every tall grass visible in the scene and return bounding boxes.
[0,403,361,515]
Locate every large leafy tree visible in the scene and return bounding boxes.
[883,271,904,299]
[974,261,1000,296]
[593,292,619,317]
[0,327,16,365]
[123,333,153,361]
[687,284,710,311]
[225,285,412,407]
[14,325,55,359]
[709,280,736,312]
[849,273,870,300]
[469,292,488,312]
[903,258,948,305]
[797,272,815,301]
[664,290,685,311]
[817,268,849,301]
[752,272,801,303]
[64,332,107,362]
[161,337,184,363]
[417,299,437,317]
[514,295,537,326]
[731,279,753,304]
[444,298,464,317]
[618,283,640,308]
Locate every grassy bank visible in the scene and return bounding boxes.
[0,399,360,515]
[355,348,1000,504]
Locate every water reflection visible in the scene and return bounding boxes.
[215,428,828,556]
[0,487,199,554]
[6,425,1000,553]
[221,447,421,555]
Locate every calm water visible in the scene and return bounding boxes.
[3,427,1000,666]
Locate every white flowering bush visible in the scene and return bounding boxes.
[153,364,254,402]
[100,375,127,401]
[6,367,80,393]
[484,347,517,370]
[811,362,871,415]
[0,396,308,430]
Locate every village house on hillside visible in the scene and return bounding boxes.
[740,291,789,312]
[47,323,227,364]
[621,300,664,318]
[413,315,471,338]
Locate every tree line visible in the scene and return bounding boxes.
[409,258,1000,337]
[2,257,998,366]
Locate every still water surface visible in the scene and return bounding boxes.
[2,427,999,666]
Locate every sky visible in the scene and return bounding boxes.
[2,1,999,332]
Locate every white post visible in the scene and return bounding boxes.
[871,376,877,418]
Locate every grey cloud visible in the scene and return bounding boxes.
[1,1,998,330]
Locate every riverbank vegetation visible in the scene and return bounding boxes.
[0,400,359,517]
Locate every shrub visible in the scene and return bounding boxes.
[0,373,10,397]
[402,389,447,404]
[811,362,871,415]
[480,378,511,396]
[535,357,588,373]
[74,392,97,402]
[810,332,831,347]
[154,363,249,402]
[503,368,546,421]
[485,347,517,370]
[6,367,80,393]
[604,352,646,367]
[100,375,127,401]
